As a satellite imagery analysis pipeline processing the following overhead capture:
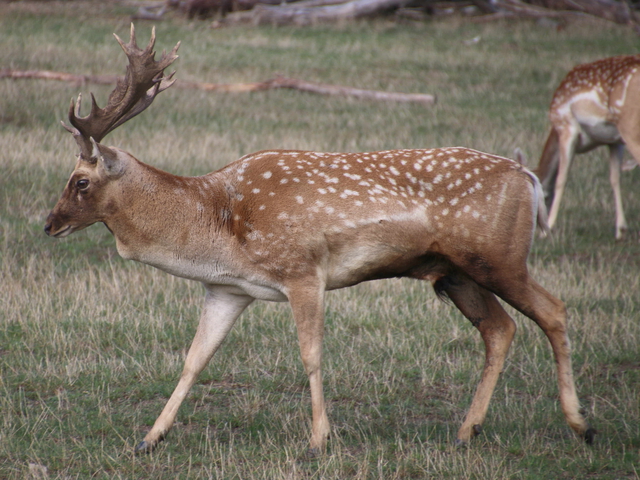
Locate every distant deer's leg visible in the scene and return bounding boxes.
[136,288,254,453]
[435,275,516,444]
[500,277,594,444]
[608,144,628,240]
[547,130,576,230]
[287,280,330,454]
[536,128,561,211]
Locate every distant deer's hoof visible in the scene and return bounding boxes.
[584,427,597,445]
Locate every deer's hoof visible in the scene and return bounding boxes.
[584,427,597,445]
[134,439,161,455]
[454,438,468,449]
[306,447,322,458]
[134,440,152,454]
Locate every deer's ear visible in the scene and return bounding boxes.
[91,138,125,177]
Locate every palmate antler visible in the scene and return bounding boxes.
[63,24,180,160]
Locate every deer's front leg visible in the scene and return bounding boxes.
[135,288,254,454]
[287,280,330,455]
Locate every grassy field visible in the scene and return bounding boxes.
[1,1,640,478]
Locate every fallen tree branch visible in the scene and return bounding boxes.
[0,69,120,86]
[492,0,639,26]
[213,0,412,26]
[264,76,435,104]
[0,69,436,106]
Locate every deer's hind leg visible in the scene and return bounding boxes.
[433,272,517,445]
[608,143,628,240]
[496,277,594,444]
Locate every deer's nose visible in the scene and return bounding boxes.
[44,213,54,236]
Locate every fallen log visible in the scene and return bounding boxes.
[531,0,638,25]
[0,69,436,106]
[213,0,412,26]
[492,0,639,26]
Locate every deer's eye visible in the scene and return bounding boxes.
[76,179,90,191]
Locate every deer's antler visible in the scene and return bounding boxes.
[63,24,179,160]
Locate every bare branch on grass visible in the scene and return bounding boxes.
[491,0,639,26]
[0,69,436,106]
[212,0,413,26]
[135,0,639,30]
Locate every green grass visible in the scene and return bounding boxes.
[2,2,640,478]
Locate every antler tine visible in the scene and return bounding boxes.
[66,24,179,159]
[60,95,94,159]
[113,24,151,57]
[73,93,82,117]
[146,25,156,54]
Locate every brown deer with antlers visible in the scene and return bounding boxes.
[536,54,640,240]
[45,25,594,454]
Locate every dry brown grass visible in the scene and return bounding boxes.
[1,2,639,478]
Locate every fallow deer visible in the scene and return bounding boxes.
[536,54,640,239]
[45,25,594,454]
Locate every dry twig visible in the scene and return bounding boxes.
[0,69,436,105]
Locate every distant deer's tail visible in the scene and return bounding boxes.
[524,168,551,238]
[534,176,550,237]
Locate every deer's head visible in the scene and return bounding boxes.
[44,24,179,238]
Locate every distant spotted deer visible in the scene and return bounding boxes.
[45,25,594,454]
[536,54,640,239]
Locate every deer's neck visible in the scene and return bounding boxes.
[105,163,234,278]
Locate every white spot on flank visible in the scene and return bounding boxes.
[252,188,260,194]
[296,196,304,204]
[262,171,272,179]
